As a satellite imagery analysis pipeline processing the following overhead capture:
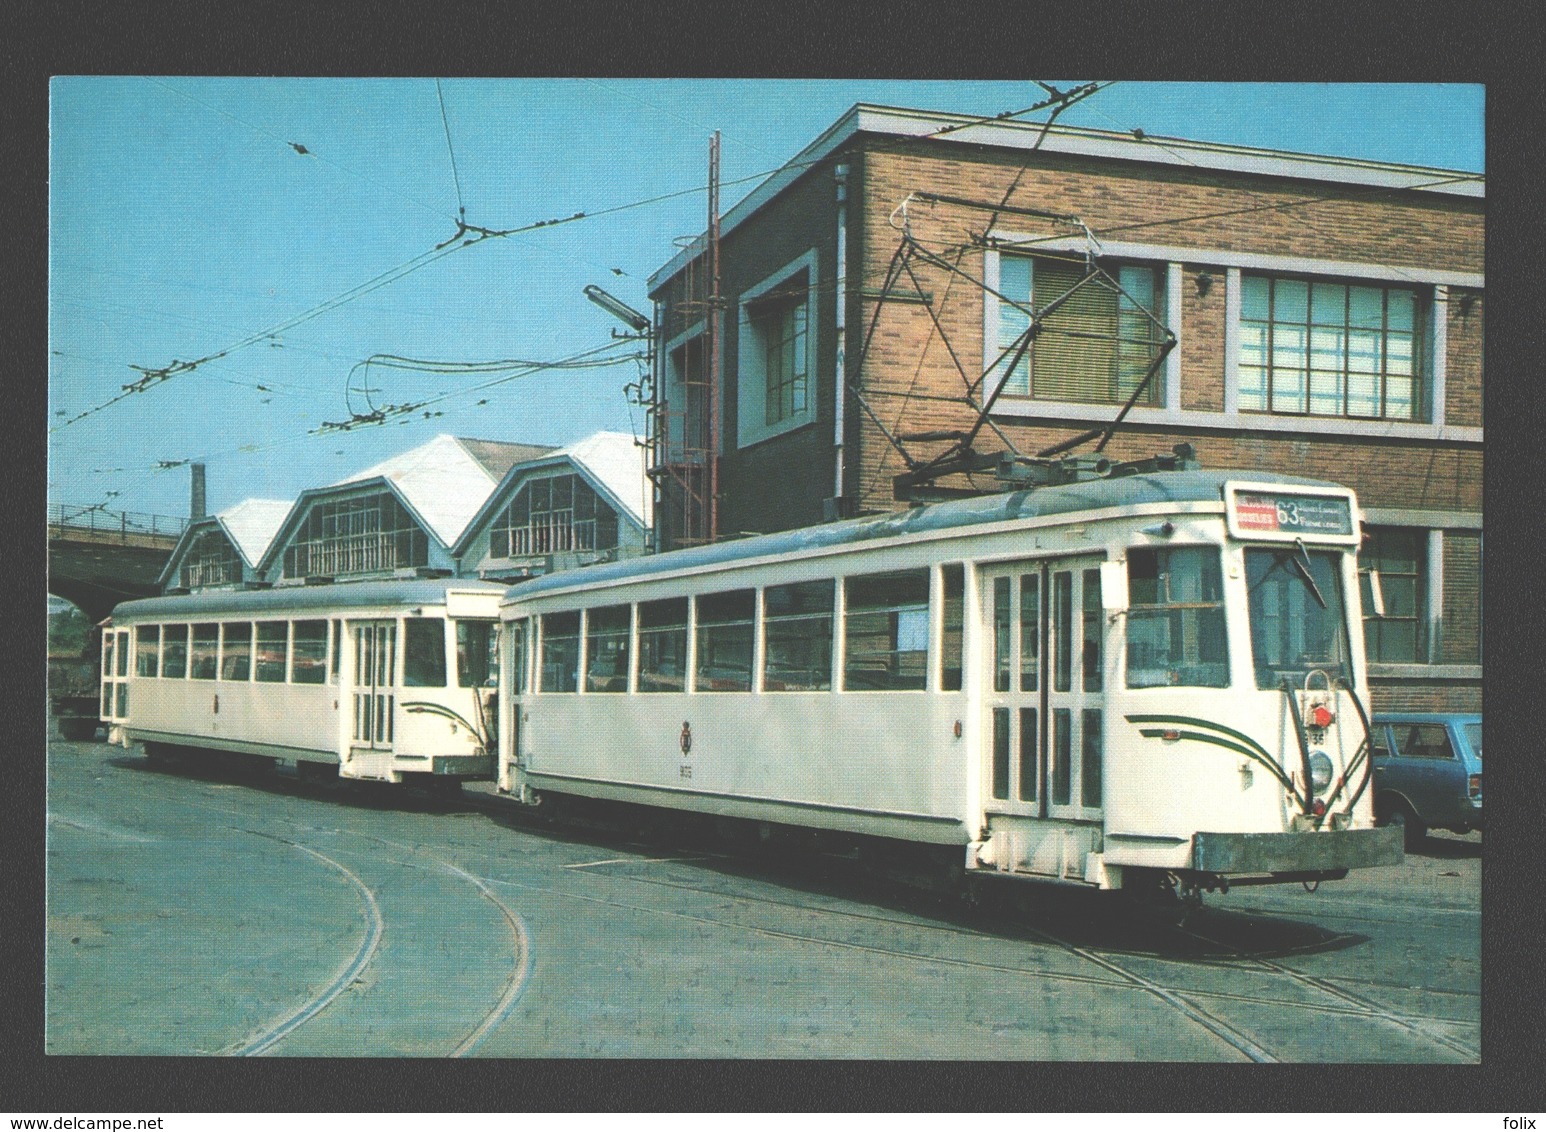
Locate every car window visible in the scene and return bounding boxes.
[1463,722,1482,761]
[1370,726,1392,760]
[1397,723,1455,760]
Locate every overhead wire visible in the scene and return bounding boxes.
[436,78,468,225]
[858,80,1110,503]
[141,76,461,228]
[52,152,826,435]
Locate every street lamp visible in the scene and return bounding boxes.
[584,285,651,334]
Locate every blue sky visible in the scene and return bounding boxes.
[47,80,1485,520]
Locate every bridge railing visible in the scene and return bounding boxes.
[48,504,189,542]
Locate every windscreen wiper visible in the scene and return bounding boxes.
[1290,539,1327,609]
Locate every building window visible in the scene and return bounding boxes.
[754,291,808,427]
[181,528,242,588]
[1360,527,1427,663]
[1238,275,1427,420]
[283,491,429,578]
[737,253,817,447]
[995,256,1166,406]
[488,473,619,559]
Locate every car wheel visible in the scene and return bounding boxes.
[1388,805,1426,852]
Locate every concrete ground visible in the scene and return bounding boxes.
[44,732,1479,1061]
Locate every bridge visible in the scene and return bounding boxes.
[48,504,187,623]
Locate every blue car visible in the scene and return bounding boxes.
[1371,712,1483,849]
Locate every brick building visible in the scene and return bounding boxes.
[647,104,1482,712]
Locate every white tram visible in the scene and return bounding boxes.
[496,470,1402,894]
[102,578,505,784]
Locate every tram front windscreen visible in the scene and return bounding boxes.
[1244,545,1355,689]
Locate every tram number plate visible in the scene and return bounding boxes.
[679,764,693,780]
[1234,491,1352,536]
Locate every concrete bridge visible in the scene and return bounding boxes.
[48,504,186,623]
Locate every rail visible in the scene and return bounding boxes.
[48,503,188,541]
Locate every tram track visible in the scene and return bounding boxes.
[1172,921,1479,1060]
[79,753,1476,1060]
[100,771,535,1057]
[221,832,384,1057]
[530,856,1479,1060]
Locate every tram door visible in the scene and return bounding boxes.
[351,621,397,751]
[982,558,1106,822]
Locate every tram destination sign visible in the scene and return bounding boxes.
[1224,481,1359,544]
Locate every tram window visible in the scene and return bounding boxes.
[1053,574,1073,693]
[116,682,128,718]
[508,619,529,695]
[991,707,1010,800]
[190,623,219,680]
[638,598,688,693]
[1245,547,1353,689]
[696,589,754,692]
[540,611,581,693]
[457,621,498,689]
[763,581,833,691]
[1126,548,1229,688]
[1018,707,1038,802]
[220,622,252,681]
[330,620,342,682]
[1020,574,1040,691]
[844,569,929,691]
[404,618,448,687]
[255,621,288,683]
[292,620,328,684]
[586,605,631,692]
[135,625,161,678]
[992,577,1012,693]
[115,630,130,678]
[940,565,965,692]
[1052,709,1072,805]
[163,625,188,679]
[1082,569,1103,693]
[1082,709,1103,808]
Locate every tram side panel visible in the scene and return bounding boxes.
[518,691,972,844]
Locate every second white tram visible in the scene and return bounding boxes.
[496,470,1402,894]
[102,578,506,784]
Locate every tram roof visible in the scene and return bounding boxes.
[113,577,508,621]
[501,468,1352,605]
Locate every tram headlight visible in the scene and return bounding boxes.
[1308,751,1334,795]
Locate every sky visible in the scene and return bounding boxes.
[47,80,1485,521]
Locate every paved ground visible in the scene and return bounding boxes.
[45,733,1480,1061]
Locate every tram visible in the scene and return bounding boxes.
[495,467,1403,896]
[101,578,505,785]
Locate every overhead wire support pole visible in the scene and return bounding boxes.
[707,131,722,544]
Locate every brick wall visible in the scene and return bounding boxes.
[849,139,1482,517]
[1441,531,1483,665]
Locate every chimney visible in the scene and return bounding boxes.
[190,463,207,520]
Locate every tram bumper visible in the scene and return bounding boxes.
[1191,827,1403,875]
[431,753,495,778]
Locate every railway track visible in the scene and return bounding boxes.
[55,751,1478,1060]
